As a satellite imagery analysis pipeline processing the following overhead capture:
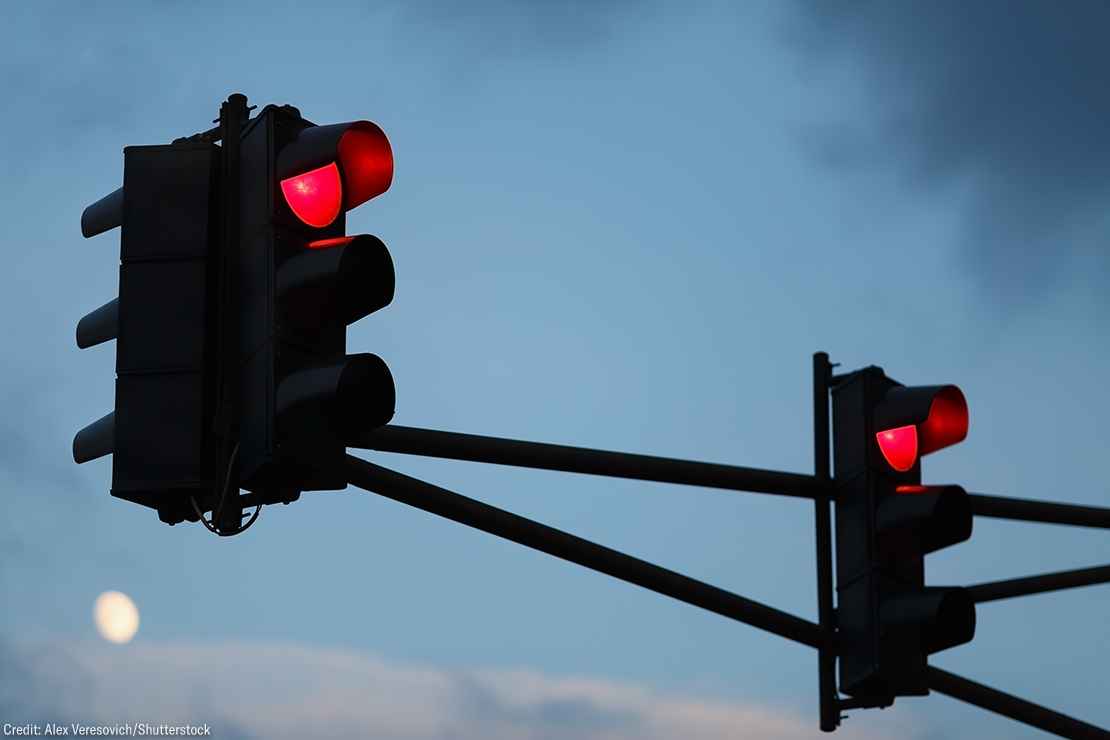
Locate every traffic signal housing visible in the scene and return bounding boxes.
[74,142,222,525]
[832,366,975,703]
[74,99,397,529]
[236,106,396,496]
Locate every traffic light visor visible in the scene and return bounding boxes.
[882,587,976,655]
[884,485,973,553]
[919,386,968,456]
[277,353,395,440]
[337,122,393,210]
[276,234,394,328]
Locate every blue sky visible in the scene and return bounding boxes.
[2,1,1108,737]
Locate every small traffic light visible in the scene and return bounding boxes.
[74,141,222,525]
[832,366,975,703]
[236,105,396,497]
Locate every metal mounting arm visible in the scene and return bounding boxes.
[967,564,1110,603]
[344,454,827,649]
[969,494,1110,529]
[350,425,826,500]
[927,667,1109,739]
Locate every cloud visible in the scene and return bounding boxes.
[789,1,1110,307]
[0,638,875,740]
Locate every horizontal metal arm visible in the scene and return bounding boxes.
[344,454,826,649]
[969,494,1110,529]
[927,666,1109,739]
[967,565,1110,603]
[350,425,825,500]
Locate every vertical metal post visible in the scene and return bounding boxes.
[813,352,839,731]
[212,93,249,533]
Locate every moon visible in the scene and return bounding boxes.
[93,591,140,644]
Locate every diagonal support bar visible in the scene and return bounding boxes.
[968,564,1110,603]
[969,494,1110,529]
[927,666,1109,739]
[351,425,825,500]
[344,454,826,649]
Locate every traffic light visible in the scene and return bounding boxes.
[235,105,396,498]
[74,141,222,525]
[73,97,395,531]
[832,366,975,703]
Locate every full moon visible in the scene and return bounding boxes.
[93,590,140,644]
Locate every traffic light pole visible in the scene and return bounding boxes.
[343,454,827,648]
[812,352,839,731]
[211,93,249,534]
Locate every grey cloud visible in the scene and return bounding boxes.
[0,640,91,726]
[790,0,1110,306]
[448,672,640,737]
[0,639,256,740]
[0,642,50,722]
[0,639,853,740]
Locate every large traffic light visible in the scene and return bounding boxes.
[832,366,974,703]
[235,105,396,498]
[74,141,222,525]
[74,97,396,531]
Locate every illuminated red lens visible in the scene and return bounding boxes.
[280,162,343,228]
[876,424,918,472]
[919,386,969,456]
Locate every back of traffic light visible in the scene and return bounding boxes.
[832,366,975,704]
[74,140,223,525]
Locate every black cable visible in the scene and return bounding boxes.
[190,443,261,536]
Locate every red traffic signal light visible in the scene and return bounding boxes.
[876,425,917,473]
[833,367,975,702]
[238,106,396,495]
[875,385,968,472]
[278,121,393,228]
[280,162,342,227]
